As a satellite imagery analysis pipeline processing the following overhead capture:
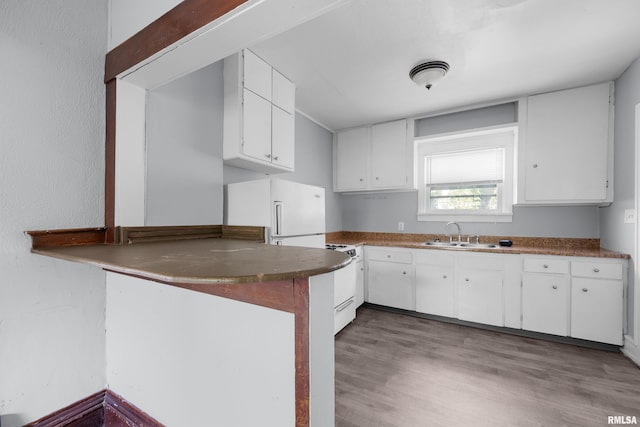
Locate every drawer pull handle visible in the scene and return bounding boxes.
[593,268,600,273]
[543,264,549,269]
[582,288,589,292]
[552,285,558,290]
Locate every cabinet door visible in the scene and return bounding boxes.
[571,278,622,345]
[335,127,369,191]
[242,89,272,162]
[243,49,271,101]
[456,269,503,326]
[522,273,569,336]
[415,265,454,317]
[524,83,611,202]
[272,69,295,114]
[366,260,413,310]
[370,120,408,189]
[271,106,294,170]
[355,260,364,307]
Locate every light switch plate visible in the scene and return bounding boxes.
[624,209,636,223]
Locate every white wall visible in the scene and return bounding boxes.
[108,0,181,49]
[601,56,640,357]
[146,61,225,225]
[106,273,296,426]
[0,1,107,425]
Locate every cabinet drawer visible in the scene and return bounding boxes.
[367,248,412,264]
[523,258,569,274]
[414,250,454,267]
[571,261,622,280]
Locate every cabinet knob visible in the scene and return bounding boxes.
[443,275,447,279]
[465,278,470,282]
[552,285,558,290]
[593,268,600,273]
[265,154,271,159]
[543,264,549,269]
[532,163,538,168]
[376,177,379,180]
[387,255,391,258]
[359,178,364,182]
[402,271,407,275]
[273,156,279,161]
[582,288,589,292]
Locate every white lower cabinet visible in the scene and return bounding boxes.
[366,247,414,310]
[364,247,626,346]
[571,278,623,345]
[414,251,454,317]
[456,268,504,327]
[522,272,570,336]
[415,265,455,317]
[521,256,625,345]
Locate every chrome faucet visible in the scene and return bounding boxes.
[445,221,462,243]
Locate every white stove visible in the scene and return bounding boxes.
[326,243,357,334]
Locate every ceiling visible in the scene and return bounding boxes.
[250,0,640,131]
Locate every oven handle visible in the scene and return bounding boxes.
[336,298,355,312]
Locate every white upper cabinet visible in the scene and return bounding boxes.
[518,82,613,204]
[223,49,296,174]
[335,126,369,191]
[334,119,415,192]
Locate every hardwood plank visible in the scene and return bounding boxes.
[335,307,640,427]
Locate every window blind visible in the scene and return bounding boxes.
[426,147,504,185]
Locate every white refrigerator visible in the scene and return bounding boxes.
[226,178,326,248]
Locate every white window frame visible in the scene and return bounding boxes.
[416,124,517,222]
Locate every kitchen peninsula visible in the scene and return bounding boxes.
[27,225,349,427]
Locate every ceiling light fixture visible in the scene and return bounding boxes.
[409,60,450,90]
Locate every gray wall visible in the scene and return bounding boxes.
[341,192,600,238]
[601,57,640,337]
[341,103,600,238]
[146,61,224,225]
[0,1,107,425]
[145,60,342,232]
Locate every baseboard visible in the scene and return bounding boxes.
[25,389,162,427]
[623,335,640,367]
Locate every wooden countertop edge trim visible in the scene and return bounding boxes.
[26,225,265,249]
[26,227,107,249]
[107,269,296,313]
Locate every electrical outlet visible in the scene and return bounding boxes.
[624,209,636,224]
[398,221,405,231]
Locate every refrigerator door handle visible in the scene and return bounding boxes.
[274,201,283,236]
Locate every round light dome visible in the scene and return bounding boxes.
[409,61,450,90]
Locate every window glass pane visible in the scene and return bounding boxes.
[429,183,498,210]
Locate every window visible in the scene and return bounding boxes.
[416,125,517,222]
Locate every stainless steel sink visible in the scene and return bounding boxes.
[423,241,500,250]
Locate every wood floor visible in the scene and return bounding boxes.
[335,306,640,427]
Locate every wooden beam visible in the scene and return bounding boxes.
[105,0,249,82]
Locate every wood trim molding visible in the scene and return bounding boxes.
[105,0,248,82]
[116,225,265,245]
[121,274,297,313]
[105,80,116,243]
[104,390,164,427]
[26,228,107,249]
[24,389,162,427]
[294,278,310,427]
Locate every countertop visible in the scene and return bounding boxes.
[325,232,630,259]
[32,238,352,285]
